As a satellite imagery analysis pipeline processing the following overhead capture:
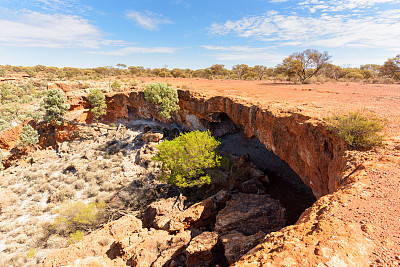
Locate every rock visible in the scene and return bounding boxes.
[41,215,142,267]
[220,231,265,264]
[154,197,216,232]
[117,229,191,266]
[215,193,286,236]
[142,131,164,142]
[0,118,35,150]
[153,191,230,233]
[240,177,266,194]
[186,231,219,267]
[48,82,82,93]
[142,197,181,228]
[41,214,192,267]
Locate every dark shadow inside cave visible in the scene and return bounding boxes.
[210,113,317,225]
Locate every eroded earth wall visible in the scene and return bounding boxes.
[103,90,347,198]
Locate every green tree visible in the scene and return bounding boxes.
[25,68,37,78]
[0,68,6,77]
[40,89,70,125]
[144,82,180,119]
[153,130,221,188]
[279,49,331,83]
[116,63,127,69]
[87,89,107,122]
[254,65,267,80]
[232,64,249,80]
[381,54,400,80]
[19,124,39,147]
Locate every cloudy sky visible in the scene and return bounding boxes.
[0,0,399,69]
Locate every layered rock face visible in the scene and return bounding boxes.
[92,90,347,198]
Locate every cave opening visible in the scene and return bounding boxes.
[208,112,317,225]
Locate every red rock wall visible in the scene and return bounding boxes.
[102,90,347,198]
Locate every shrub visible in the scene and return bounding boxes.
[19,124,39,147]
[26,248,35,258]
[144,82,180,119]
[40,89,70,125]
[69,230,85,244]
[110,81,121,91]
[326,110,385,149]
[153,130,221,188]
[87,89,107,122]
[50,201,107,235]
[0,152,4,171]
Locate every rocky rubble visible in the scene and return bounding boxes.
[41,189,287,267]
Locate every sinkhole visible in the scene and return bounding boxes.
[208,112,316,225]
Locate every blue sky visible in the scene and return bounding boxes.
[0,0,399,69]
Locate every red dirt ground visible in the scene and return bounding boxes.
[141,78,400,266]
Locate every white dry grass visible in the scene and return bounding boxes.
[0,125,159,266]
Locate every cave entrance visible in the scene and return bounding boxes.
[209,113,316,225]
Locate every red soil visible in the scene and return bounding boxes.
[141,77,400,265]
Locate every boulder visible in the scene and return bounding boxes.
[142,197,181,228]
[215,193,286,236]
[220,231,265,264]
[186,231,219,267]
[240,177,266,194]
[153,191,230,233]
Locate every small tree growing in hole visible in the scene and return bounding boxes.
[19,124,39,147]
[87,89,107,122]
[153,130,221,188]
[40,89,70,125]
[326,110,385,149]
[144,82,180,119]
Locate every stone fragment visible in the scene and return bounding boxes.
[186,231,219,267]
[142,131,163,142]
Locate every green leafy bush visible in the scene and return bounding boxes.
[326,110,385,149]
[40,89,70,125]
[144,82,180,119]
[19,124,39,147]
[153,130,221,188]
[50,201,107,235]
[87,89,107,122]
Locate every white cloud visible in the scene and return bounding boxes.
[5,0,92,15]
[89,46,179,56]
[126,10,173,31]
[299,0,400,12]
[201,45,269,52]
[201,45,284,62]
[209,9,400,50]
[0,11,107,48]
